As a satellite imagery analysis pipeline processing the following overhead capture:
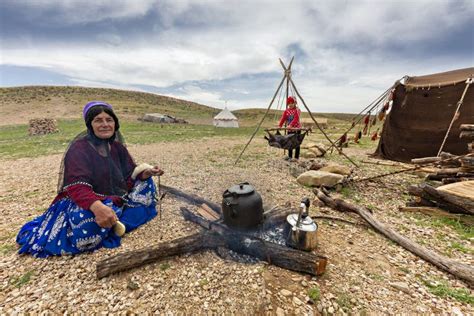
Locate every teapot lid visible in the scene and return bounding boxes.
[227,182,255,195]
[286,213,317,232]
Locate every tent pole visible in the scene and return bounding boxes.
[234,73,287,165]
[287,76,359,168]
[436,79,472,156]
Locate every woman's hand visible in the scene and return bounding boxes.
[90,200,118,228]
[141,166,165,179]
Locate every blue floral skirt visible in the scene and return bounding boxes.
[16,179,157,258]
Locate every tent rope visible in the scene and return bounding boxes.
[436,77,472,157]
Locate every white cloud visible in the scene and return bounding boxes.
[2,0,473,112]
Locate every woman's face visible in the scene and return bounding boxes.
[91,111,115,139]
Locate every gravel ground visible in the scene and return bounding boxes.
[0,136,472,314]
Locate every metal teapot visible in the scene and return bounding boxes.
[222,182,263,229]
[286,197,318,251]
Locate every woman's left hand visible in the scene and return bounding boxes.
[141,166,164,179]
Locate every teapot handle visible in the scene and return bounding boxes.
[223,190,238,218]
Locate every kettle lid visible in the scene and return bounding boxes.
[286,214,317,232]
[227,182,255,195]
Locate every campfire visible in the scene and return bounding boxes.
[96,185,327,279]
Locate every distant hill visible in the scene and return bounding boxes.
[0,86,355,126]
[0,86,220,126]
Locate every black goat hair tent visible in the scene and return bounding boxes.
[375,67,474,162]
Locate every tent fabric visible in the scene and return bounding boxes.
[404,67,474,88]
[375,68,474,162]
[213,107,238,120]
[213,107,239,128]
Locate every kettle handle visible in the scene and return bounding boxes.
[223,190,238,218]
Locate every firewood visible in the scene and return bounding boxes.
[96,232,223,278]
[460,131,474,139]
[460,124,474,131]
[314,188,474,286]
[408,184,472,215]
[411,157,441,164]
[180,207,327,276]
[161,185,221,214]
[197,203,220,221]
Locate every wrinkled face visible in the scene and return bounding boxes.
[91,111,115,139]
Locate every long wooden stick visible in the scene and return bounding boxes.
[234,73,287,165]
[160,184,222,214]
[437,80,471,156]
[314,188,474,286]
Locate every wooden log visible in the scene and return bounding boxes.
[408,184,471,215]
[460,131,474,139]
[314,189,474,286]
[423,184,474,215]
[197,203,220,221]
[460,124,474,131]
[161,185,222,214]
[96,232,223,279]
[442,177,474,184]
[411,157,441,165]
[181,207,327,276]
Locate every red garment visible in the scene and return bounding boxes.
[278,107,301,128]
[53,138,137,210]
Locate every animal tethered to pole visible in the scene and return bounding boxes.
[234,57,359,167]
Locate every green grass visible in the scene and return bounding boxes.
[0,119,255,159]
[0,244,16,255]
[10,270,34,288]
[414,216,474,241]
[448,242,473,255]
[308,286,321,301]
[336,292,353,312]
[421,279,473,305]
[159,262,171,271]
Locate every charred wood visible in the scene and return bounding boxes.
[180,207,327,276]
[161,185,221,214]
[96,232,222,279]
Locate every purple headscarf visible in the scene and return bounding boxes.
[83,101,113,119]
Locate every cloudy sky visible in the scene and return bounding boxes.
[1,0,473,113]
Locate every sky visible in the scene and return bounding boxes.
[0,0,473,113]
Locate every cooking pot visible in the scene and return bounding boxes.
[222,182,263,229]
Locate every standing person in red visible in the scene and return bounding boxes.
[278,96,302,160]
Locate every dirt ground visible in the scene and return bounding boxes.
[0,135,472,314]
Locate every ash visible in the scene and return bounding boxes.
[257,226,287,246]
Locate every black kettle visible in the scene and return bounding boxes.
[222,182,263,229]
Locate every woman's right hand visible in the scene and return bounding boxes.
[90,200,118,228]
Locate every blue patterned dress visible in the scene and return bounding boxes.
[16,178,157,258]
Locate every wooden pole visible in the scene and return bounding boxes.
[234,73,287,165]
[437,80,471,156]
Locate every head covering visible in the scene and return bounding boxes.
[287,96,296,105]
[83,101,113,119]
[57,101,127,194]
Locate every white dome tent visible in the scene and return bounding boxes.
[213,107,239,128]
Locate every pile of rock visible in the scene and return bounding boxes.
[290,159,352,188]
[28,118,59,136]
[300,142,326,158]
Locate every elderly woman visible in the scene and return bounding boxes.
[16,101,164,257]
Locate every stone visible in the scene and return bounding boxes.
[319,163,352,175]
[297,170,344,187]
[389,282,410,294]
[276,307,285,316]
[280,289,293,297]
